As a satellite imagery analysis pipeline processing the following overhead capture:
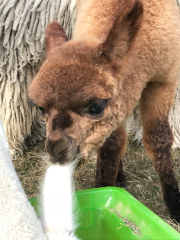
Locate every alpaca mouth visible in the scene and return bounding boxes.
[55,146,69,163]
[48,144,78,165]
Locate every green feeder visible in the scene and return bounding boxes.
[29,187,180,240]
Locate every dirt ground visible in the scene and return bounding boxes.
[14,136,180,233]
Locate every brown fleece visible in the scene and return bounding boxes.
[29,0,180,221]
[140,82,180,221]
[143,117,180,221]
[96,125,127,187]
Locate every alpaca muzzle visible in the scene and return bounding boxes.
[45,136,76,164]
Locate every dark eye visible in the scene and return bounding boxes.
[38,106,45,115]
[89,103,103,115]
[85,99,109,118]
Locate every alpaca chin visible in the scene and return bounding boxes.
[41,162,79,240]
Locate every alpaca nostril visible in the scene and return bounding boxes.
[45,137,70,158]
[54,138,69,158]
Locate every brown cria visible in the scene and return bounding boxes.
[29,0,180,221]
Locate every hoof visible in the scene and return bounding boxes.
[170,214,180,223]
[115,180,126,188]
[164,188,180,223]
[96,182,108,188]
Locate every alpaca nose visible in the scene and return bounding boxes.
[45,136,70,161]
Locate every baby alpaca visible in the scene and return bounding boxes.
[30,0,180,221]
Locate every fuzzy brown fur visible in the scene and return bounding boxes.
[29,0,180,221]
[96,125,127,187]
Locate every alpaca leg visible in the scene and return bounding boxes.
[96,125,127,187]
[140,81,180,222]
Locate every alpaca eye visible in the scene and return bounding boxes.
[89,104,103,115]
[85,99,109,118]
[38,106,45,115]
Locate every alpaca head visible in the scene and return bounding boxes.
[29,0,143,164]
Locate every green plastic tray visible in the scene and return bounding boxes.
[29,187,180,240]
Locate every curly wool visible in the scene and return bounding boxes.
[0,0,76,158]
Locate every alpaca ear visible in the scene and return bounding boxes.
[45,22,68,54]
[100,0,143,60]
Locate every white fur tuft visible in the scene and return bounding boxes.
[41,163,79,240]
